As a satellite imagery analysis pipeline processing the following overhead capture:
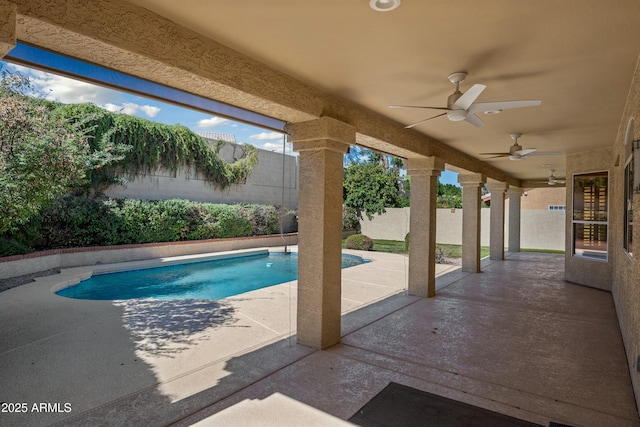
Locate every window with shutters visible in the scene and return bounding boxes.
[572,171,608,261]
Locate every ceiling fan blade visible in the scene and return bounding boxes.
[479,152,510,156]
[464,113,485,127]
[481,154,510,159]
[389,105,450,110]
[468,100,542,114]
[525,151,563,157]
[452,84,486,110]
[515,148,537,156]
[405,112,447,129]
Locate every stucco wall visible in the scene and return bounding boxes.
[106,142,299,209]
[610,54,640,411]
[521,187,566,210]
[564,148,613,290]
[360,207,565,250]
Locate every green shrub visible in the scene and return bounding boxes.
[205,204,252,238]
[242,204,281,236]
[0,237,32,257]
[0,195,289,256]
[31,195,121,249]
[345,234,373,251]
[120,199,187,243]
[435,246,449,264]
[342,206,360,231]
[404,232,410,252]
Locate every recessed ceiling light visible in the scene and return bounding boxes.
[542,164,551,168]
[484,109,502,115]
[370,0,401,12]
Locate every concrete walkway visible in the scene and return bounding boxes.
[0,250,637,426]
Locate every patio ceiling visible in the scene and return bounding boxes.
[120,0,640,183]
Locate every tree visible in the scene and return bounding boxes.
[0,69,260,234]
[0,71,125,233]
[436,181,463,208]
[343,148,408,219]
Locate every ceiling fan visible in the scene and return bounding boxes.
[390,72,541,129]
[547,169,566,185]
[480,133,562,161]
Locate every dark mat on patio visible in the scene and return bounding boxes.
[349,382,543,427]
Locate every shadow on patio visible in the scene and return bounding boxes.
[172,253,639,427]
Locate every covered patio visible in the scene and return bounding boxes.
[1,1,639,425]
[187,253,636,427]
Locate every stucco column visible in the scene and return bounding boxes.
[458,173,486,273]
[0,0,16,58]
[488,182,508,260]
[288,117,354,350]
[406,157,444,297]
[507,187,524,252]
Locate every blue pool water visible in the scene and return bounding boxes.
[56,253,368,301]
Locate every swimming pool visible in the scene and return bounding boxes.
[56,252,369,301]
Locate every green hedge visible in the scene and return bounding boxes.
[0,195,291,256]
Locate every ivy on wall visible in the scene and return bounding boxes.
[51,103,258,191]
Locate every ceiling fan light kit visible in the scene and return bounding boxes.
[447,110,467,121]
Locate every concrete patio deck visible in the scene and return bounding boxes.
[0,249,637,426]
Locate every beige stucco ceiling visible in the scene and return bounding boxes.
[124,0,640,182]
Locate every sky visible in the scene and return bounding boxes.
[1,60,458,185]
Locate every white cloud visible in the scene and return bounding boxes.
[103,103,122,113]
[119,103,140,116]
[6,63,120,105]
[261,142,284,151]
[259,141,294,154]
[250,131,284,141]
[139,105,161,118]
[103,102,161,118]
[197,117,229,128]
[5,63,161,118]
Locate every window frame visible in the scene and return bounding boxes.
[572,170,609,262]
[624,155,633,257]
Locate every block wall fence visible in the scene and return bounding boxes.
[360,207,565,251]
